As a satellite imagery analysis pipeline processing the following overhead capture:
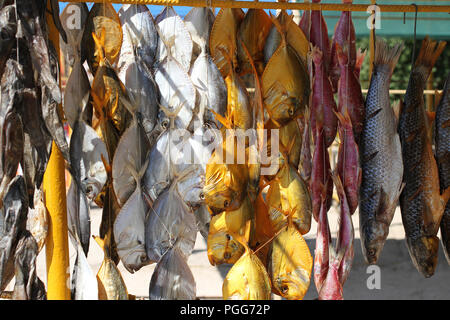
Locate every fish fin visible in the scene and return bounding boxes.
[269,11,287,46]
[335,43,348,67]
[334,106,352,129]
[93,235,105,251]
[374,37,404,77]
[311,45,323,67]
[92,28,106,64]
[442,186,450,207]
[210,109,232,130]
[426,111,436,123]
[392,100,402,128]
[100,154,111,175]
[355,48,366,78]
[414,37,446,78]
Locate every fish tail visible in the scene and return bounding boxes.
[414,36,446,78]
[269,11,287,46]
[311,45,323,67]
[374,37,404,76]
[335,43,348,67]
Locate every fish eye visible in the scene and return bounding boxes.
[140,255,147,262]
[199,192,205,200]
[367,248,375,257]
[235,66,241,74]
[288,108,294,116]
[224,200,229,208]
[161,119,169,129]
[281,285,289,294]
[225,234,231,241]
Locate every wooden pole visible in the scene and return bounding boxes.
[44,1,71,300]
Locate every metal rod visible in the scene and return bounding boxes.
[62,0,450,13]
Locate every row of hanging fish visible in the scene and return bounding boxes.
[58,3,215,300]
[0,0,72,299]
[203,7,316,301]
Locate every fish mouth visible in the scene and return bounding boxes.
[122,248,150,273]
[406,236,439,278]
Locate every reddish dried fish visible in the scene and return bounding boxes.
[336,44,365,143]
[330,0,356,92]
[310,46,337,147]
[335,107,361,215]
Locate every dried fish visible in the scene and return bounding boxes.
[69,120,108,202]
[60,2,89,66]
[0,109,24,208]
[145,184,197,262]
[25,188,48,253]
[12,231,45,300]
[112,117,150,206]
[155,7,192,72]
[0,176,28,292]
[94,234,128,300]
[184,7,215,63]
[82,3,122,74]
[149,246,196,300]
[154,55,196,130]
[118,4,158,70]
[70,237,98,300]
[0,5,16,79]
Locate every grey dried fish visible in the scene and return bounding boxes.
[149,246,196,300]
[193,204,210,240]
[41,42,70,162]
[154,56,196,130]
[69,120,108,202]
[184,7,215,63]
[118,60,159,140]
[67,180,90,256]
[12,231,46,300]
[118,4,158,70]
[0,5,16,79]
[112,116,150,206]
[114,186,150,272]
[0,108,24,208]
[155,6,193,72]
[63,59,91,129]
[16,0,62,104]
[145,184,197,263]
[60,2,89,66]
[25,188,48,253]
[70,231,98,300]
[189,51,227,126]
[0,176,28,292]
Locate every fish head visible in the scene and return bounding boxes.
[120,248,150,274]
[273,269,310,300]
[207,230,245,265]
[361,220,389,264]
[407,236,439,278]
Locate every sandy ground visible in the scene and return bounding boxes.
[5,204,449,300]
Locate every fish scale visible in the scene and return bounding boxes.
[434,74,450,262]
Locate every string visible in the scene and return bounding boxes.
[411,3,418,66]
[14,0,19,63]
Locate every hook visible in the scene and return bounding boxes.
[411,3,418,66]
